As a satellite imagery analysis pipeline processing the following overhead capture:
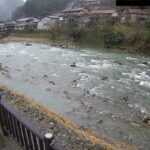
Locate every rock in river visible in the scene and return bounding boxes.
[131,122,140,128]
[25,43,32,46]
[49,81,55,85]
[121,96,128,102]
[142,115,150,123]
[101,76,108,81]
[46,88,51,92]
[99,110,112,117]
[96,119,103,125]
[70,62,77,67]
[114,60,123,65]
[6,55,12,57]
[142,62,148,65]
[43,74,49,78]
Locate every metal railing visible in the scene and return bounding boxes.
[0,95,61,150]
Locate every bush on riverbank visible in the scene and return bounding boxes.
[10,19,150,54]
[69,27,86,40]
[46,18,150,53]
[77,21,150,54]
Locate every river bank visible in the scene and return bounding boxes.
[0,85,133,150]
[0,35,78,50]
[0,36,51,45]
[1,22,150,56]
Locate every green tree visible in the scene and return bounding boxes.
[69,27,86,40]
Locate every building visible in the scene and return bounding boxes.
[4,21,16,32]
[15,17,40,31]
[78,16,90,27]
[16,17,33,24]
[90,9,118,18]
[0,21,7,37]
[62,8,90,17]
[122,9,150,23]
[37,16,63,30]
[27,18,41,29]
[15,17,34,31]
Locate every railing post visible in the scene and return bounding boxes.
[44,133,53,150]
[0,95,9,136]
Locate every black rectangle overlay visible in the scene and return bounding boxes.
[116,0,150,6]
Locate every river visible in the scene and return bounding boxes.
[0,42,150,150]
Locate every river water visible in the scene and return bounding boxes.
[0,43,150,149]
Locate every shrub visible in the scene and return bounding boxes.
[126,30,138,43]
[105,19,116,26]
[69,27,86,39]
[105,30,124,45]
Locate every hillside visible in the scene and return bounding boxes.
[12,0,72,19]
[0,0,24,20]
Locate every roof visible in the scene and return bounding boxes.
[32,18,41,22]
[85,0,98,2]
[91,9,116,14]
[62,8,84,13]
[128,9,150,15]
[17,17,41,24]
[4,21,17,25]
[15,23,27,26]
[46,16,63,20]
[27,22,38,25]
[17,17,31,22]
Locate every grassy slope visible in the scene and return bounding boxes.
[78,23,150,54]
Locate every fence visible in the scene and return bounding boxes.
[0,95,61,150]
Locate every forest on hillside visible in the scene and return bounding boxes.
[12,0,72,19]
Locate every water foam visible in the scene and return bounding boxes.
[128,103,149,114]
[126,57,137,61]
[140,81,150,88]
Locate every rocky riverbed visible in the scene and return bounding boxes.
[0,42,150,150]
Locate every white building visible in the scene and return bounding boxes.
[37,16,63,30]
